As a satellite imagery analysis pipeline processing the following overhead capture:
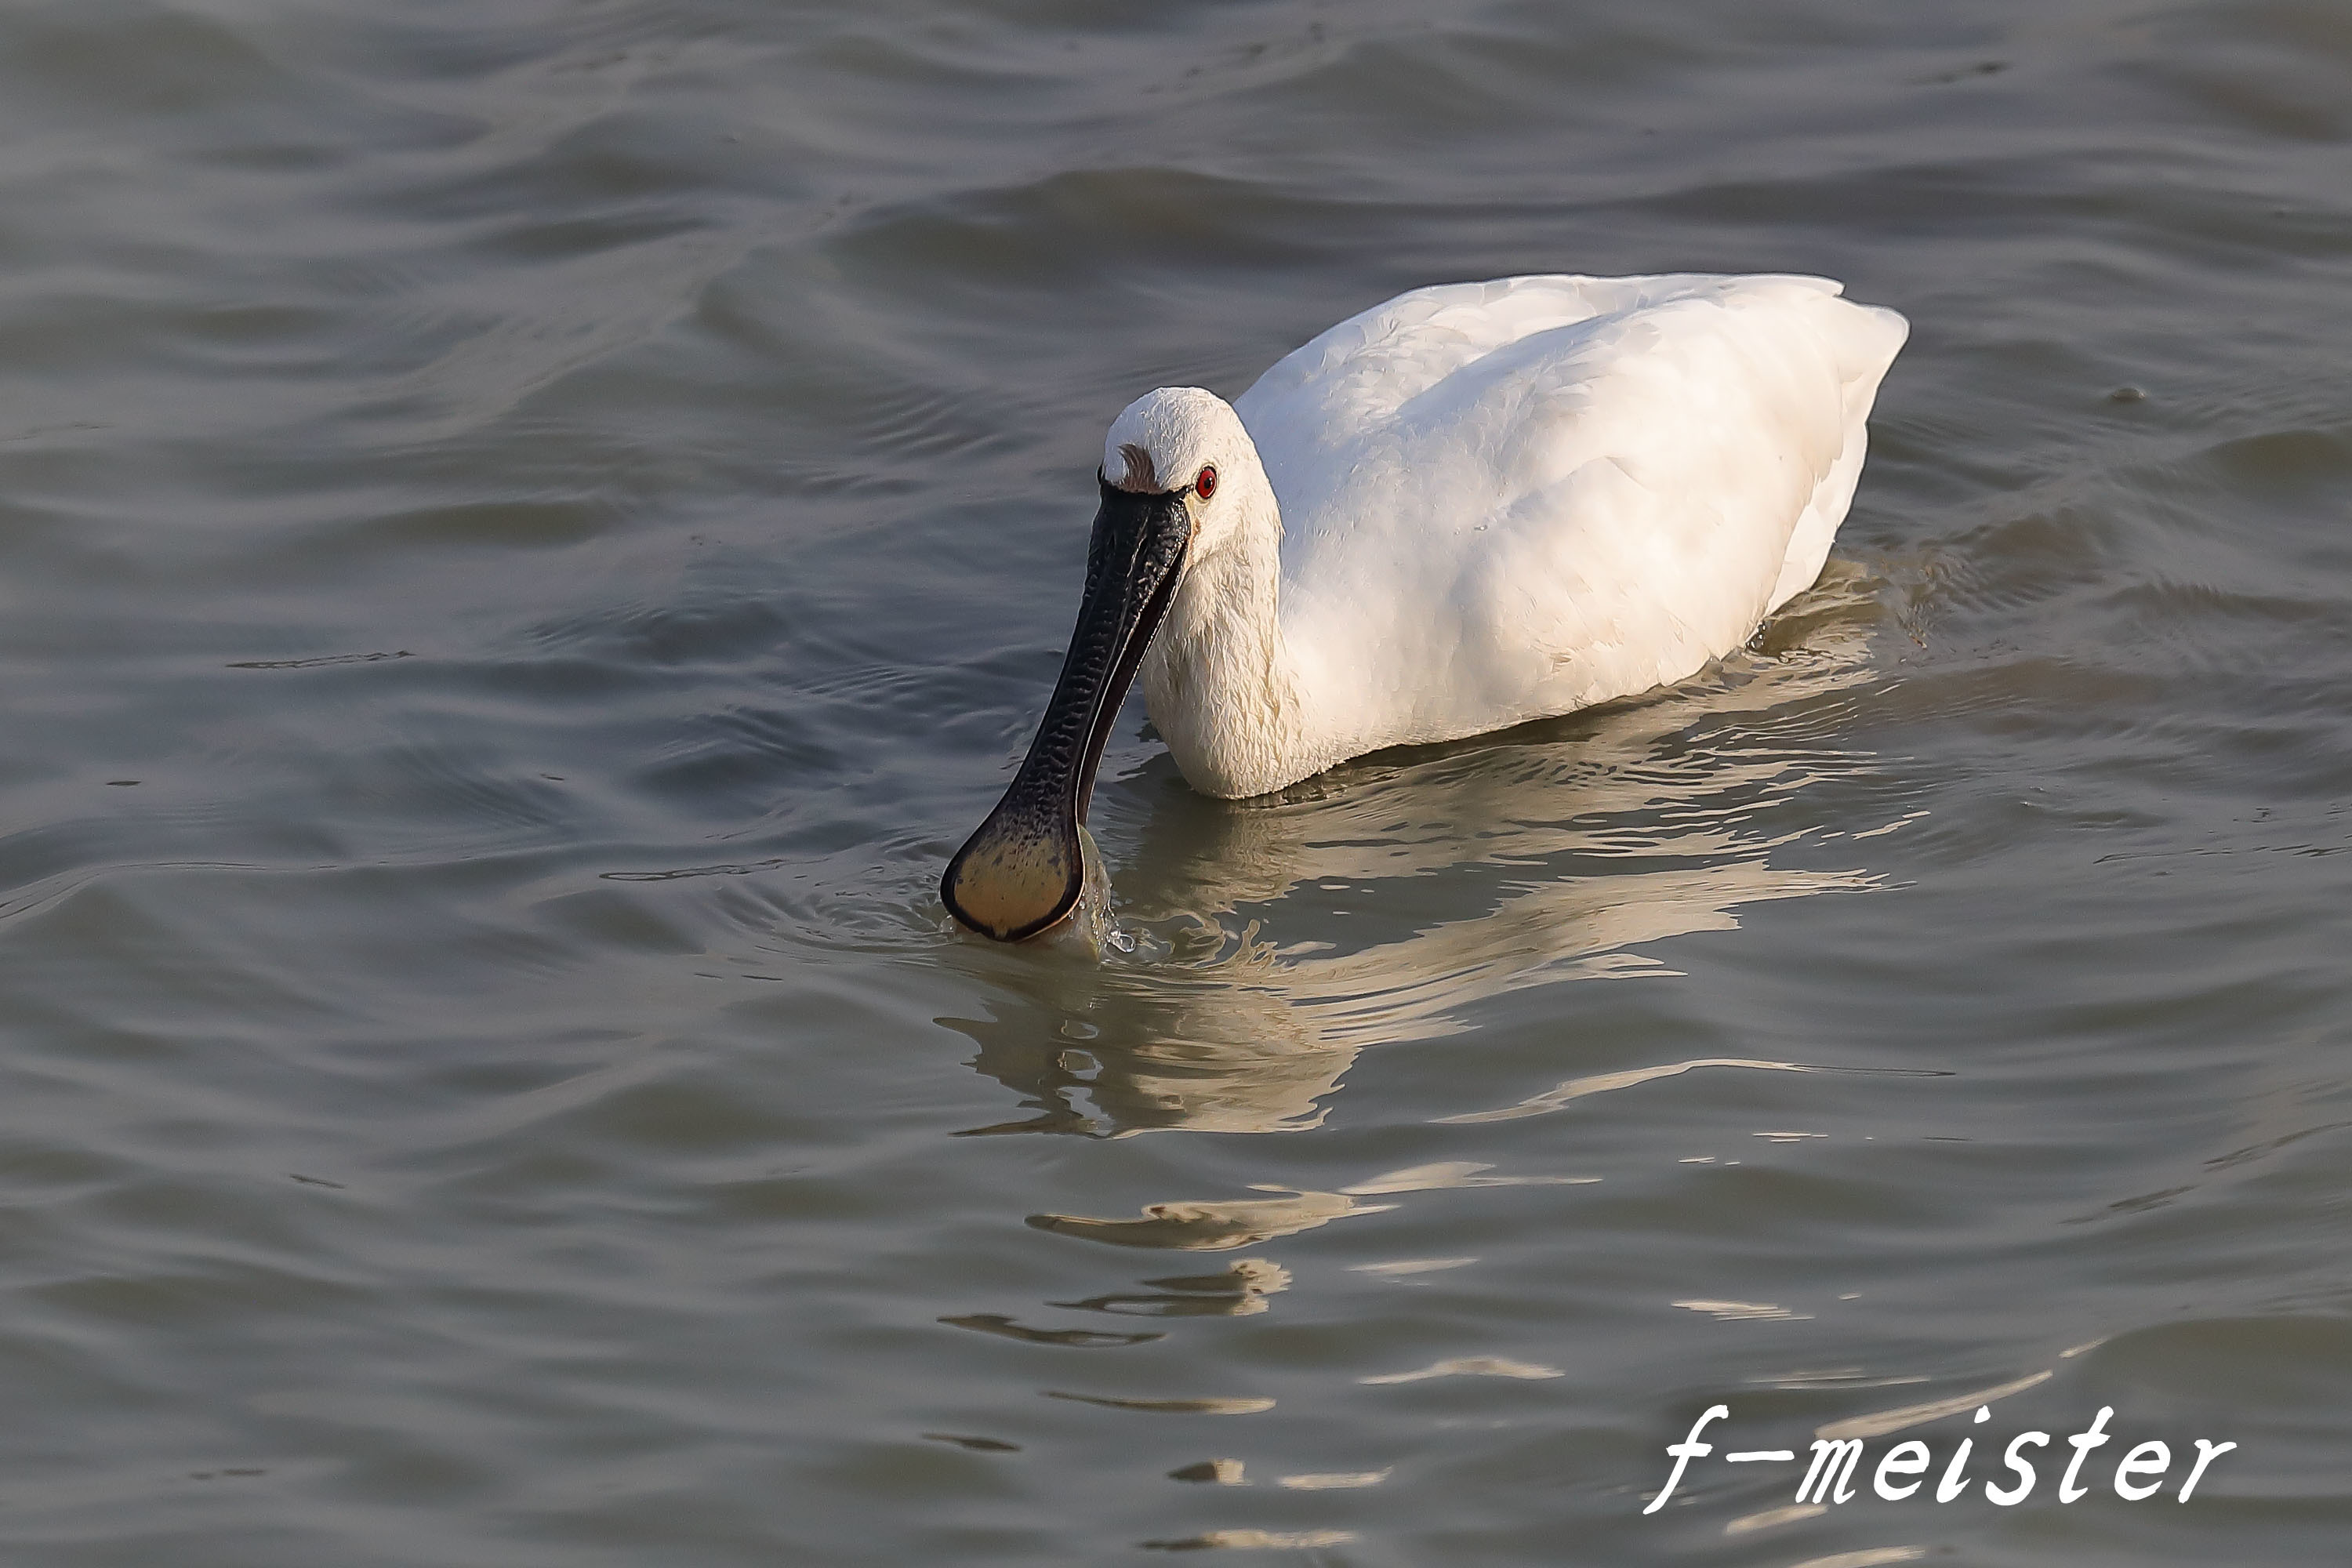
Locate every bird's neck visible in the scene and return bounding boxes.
[1138,477,1309,799]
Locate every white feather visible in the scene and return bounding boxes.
[1107,273,1907,799]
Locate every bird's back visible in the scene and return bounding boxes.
[1232,274,1906,759]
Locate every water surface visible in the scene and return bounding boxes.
[0,1,2347,1563]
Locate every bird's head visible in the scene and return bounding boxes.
[1098,385,1262,560]
[939,387,1256,941]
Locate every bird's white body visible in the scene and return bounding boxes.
[1112,273,1907,799]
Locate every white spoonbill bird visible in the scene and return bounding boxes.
[944,272,1907,941]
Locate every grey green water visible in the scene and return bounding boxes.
[2,2,2347,1563]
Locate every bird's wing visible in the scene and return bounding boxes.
[1239,275,1904,752]
[1237,274,1679,490]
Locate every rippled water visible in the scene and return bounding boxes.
[1,2,2347,1563]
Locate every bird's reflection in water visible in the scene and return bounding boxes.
[942,568,1896,1140]
[1052,1259,1293,1319]
[934,579,1904,1461]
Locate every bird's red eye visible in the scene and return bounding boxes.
[1196,465,1218,500]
